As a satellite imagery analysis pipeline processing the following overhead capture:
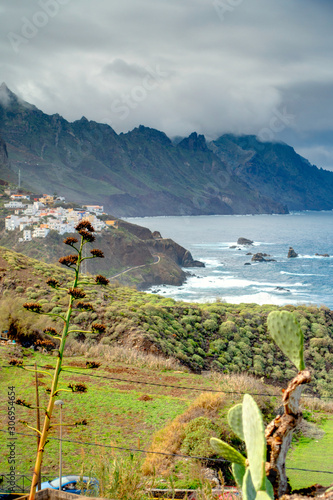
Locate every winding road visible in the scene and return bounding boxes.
[109,255,161,279]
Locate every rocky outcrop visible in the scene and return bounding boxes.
[315,253,330,257]
[251,253,276,262]
[0,136,8,165]
[237,237,253,245]
[148,238,205,268]
[116,219,154,240]
[178,132,209,152]
[288,247,298,258]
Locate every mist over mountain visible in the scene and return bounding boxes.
[1,83,333,216]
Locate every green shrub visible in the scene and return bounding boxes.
[181,417,220,457]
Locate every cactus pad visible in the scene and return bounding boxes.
[242,468,256,500]
[265,478,274,499]
[242,394,266,491]
[228,403,244,440]
[255,492,273,500]
[232,463,246,488]
[210,438,246,466]
[267,310,305,371]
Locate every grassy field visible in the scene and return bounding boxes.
[0,345,226,477]
[1,343,333,494]
[287,417,333,489]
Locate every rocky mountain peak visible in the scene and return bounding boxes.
[179,132,208,152]
[0,83,37,111]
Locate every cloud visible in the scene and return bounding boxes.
[102,60,152,79]
[0,0,333,168]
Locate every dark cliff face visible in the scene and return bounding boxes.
[0,136,8,164]
[209,134,333,211]
[0,86,287,216]
[148,238,205,268]
[1,85,332,215]
[0,135,14,183]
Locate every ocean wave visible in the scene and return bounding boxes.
[222,292,300,306]
[185,275,309,289]
[280,271,322,276]
[202,258,223,266]
[298,255,332,259]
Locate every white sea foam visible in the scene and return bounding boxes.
[298,254,333,259]
[280,271,322,276]
[222,292,300,306]
[203,258,223,266]
[184,274,308,290]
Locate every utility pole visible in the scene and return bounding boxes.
[18,169,21,189]
[54,400,65,490]
[34,363,41,490]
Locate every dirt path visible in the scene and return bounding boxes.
[110,254,161,279]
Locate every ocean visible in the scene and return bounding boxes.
[126,212,333,309]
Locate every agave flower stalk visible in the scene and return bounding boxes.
[29,222,105,500]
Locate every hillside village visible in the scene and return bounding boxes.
[2,191,117,242]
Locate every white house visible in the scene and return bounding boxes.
[24,205,37,216]
[4,201,26,209]
[10,194,30,201]
[5,216,20,231]
[23,230,32,241]
[32,227,50,238]
[59,223,76,235]
[84,205,104,214]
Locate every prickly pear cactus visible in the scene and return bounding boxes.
[228,403,244,440]
[242,394,266,492]
[243,468,257,500]
[256,492,274,500]
[209,438,246,466]
[232,463,246,488]
[267,310,305,371]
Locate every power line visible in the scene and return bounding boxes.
[1,364,332,400]
[0,429,333,475]
[62,368,333,400]
[0,429,228,463]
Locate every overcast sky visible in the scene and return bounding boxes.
[1,0,333,170]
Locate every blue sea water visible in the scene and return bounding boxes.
[126,212,333,309]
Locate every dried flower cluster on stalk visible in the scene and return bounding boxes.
[22,219,110,500]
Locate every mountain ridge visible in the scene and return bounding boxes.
[1,84,333,215]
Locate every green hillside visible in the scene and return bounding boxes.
[0,247,332,397]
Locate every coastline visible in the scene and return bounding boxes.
[125,212,333,309]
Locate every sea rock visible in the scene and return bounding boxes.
[287,247,298,258]
[237,237,254,246]
[229,245,237,249]
[244,262,251,266]
[275,286,290,292]
[251,253,276,262]
[315,253,330,257]
[246,252,253,255]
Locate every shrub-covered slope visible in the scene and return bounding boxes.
[0,247,332,396]
[0,216,203,289]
